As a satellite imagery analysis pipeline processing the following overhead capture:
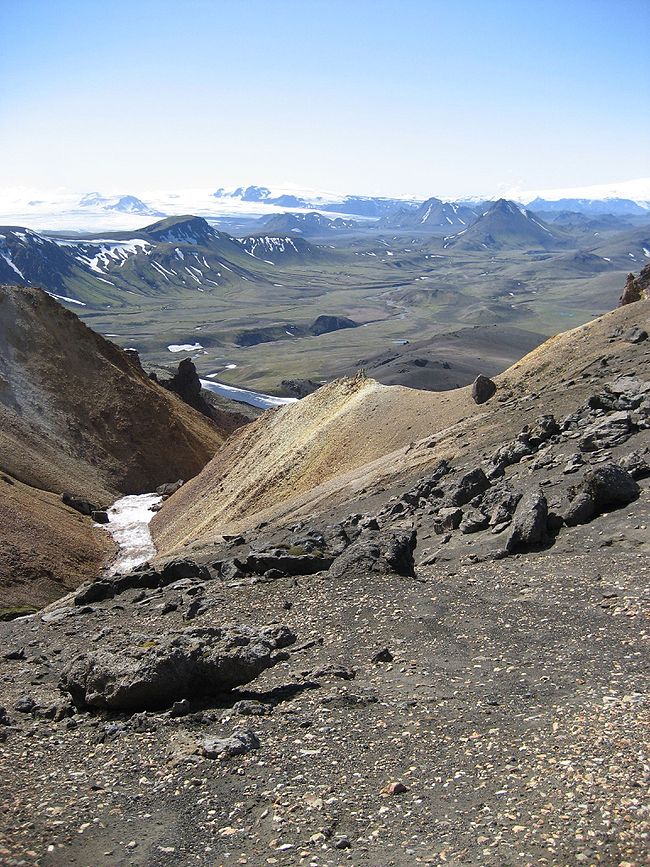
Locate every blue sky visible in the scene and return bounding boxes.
[1,0,648,197]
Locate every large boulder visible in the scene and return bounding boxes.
[446,468,490,507]
[505,490,548,553]
[565,463,640,527]
[329,529,417,578]
[579,411,635,452]
[471,375,496,404]
[202,729,260,759]
[236,551,334,577]
[60,625,295,711]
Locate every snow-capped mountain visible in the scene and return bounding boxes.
[0,178,648,233]
[379,197,478,230]
[257,212,358,236]
[508,178,650,211]
[0,216,329,307]
[443,199,565,251]
[79,193,164,216]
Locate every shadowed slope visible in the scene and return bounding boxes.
[0,284,227,607]
[0,285,225,503]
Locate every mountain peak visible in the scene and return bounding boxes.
[143,214,216,245]
[445,198,561,250]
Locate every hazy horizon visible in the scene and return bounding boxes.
[2,0,649,199]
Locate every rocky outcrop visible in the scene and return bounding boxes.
[309,315,359,336]
[564,463,640,527]
[159,358,243,430]
[329,529,417,579]
[619,263,650,306]
[60,624,295,711]
[281,378,322,398]
[73,558,211,605]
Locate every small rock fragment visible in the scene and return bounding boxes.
[383,781,408,795]
[202,729,260,759]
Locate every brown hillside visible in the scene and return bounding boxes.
[152,299,650,556]
[151,371,487,553]
[0,474,115,611]
[0,284,226,608]
[0,285,225,502]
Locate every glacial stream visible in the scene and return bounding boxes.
[98,493,163,575]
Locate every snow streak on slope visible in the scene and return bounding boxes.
[100,493,162,575]
[200,378,297,410]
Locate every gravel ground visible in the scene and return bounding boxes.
[1,528,647,866]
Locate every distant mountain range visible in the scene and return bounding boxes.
[2,178,648,233]
[79,193,164,216]
[379,197,478,230]
[2,196,647,308]
[0,216,321,307]
[257,212,358,236]
[527,197,648,216]
[213,186,416,218]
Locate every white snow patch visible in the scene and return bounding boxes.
[99,493,162,575]
[45,291,86,306]
[168,342,203,352]
[200,378,297,410]
[55,238,150,273]
[420,204,433,224]
[151,261,170,281]
[0,252,24,279]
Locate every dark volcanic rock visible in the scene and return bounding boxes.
[528,414,560,446]
[329,529,417,578]
[471,374,496,404]
[74,558,211,605]
[238,551,334,577]
[565,462,640,527]
[460,509,490,534]
[618,450,650,480]
[309,315,359,337]
[624,327,648,344]
[564,493,597,527]
[61,493,99,516]
[160,359,214,419]
[281,379,322,398]
[434,507,463,533]
[505,490,548,553]
[579,411,635,452]
[60,625,295,711]
[157,479,184,497]
[446,468,490,506]
[619,264,650,306]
